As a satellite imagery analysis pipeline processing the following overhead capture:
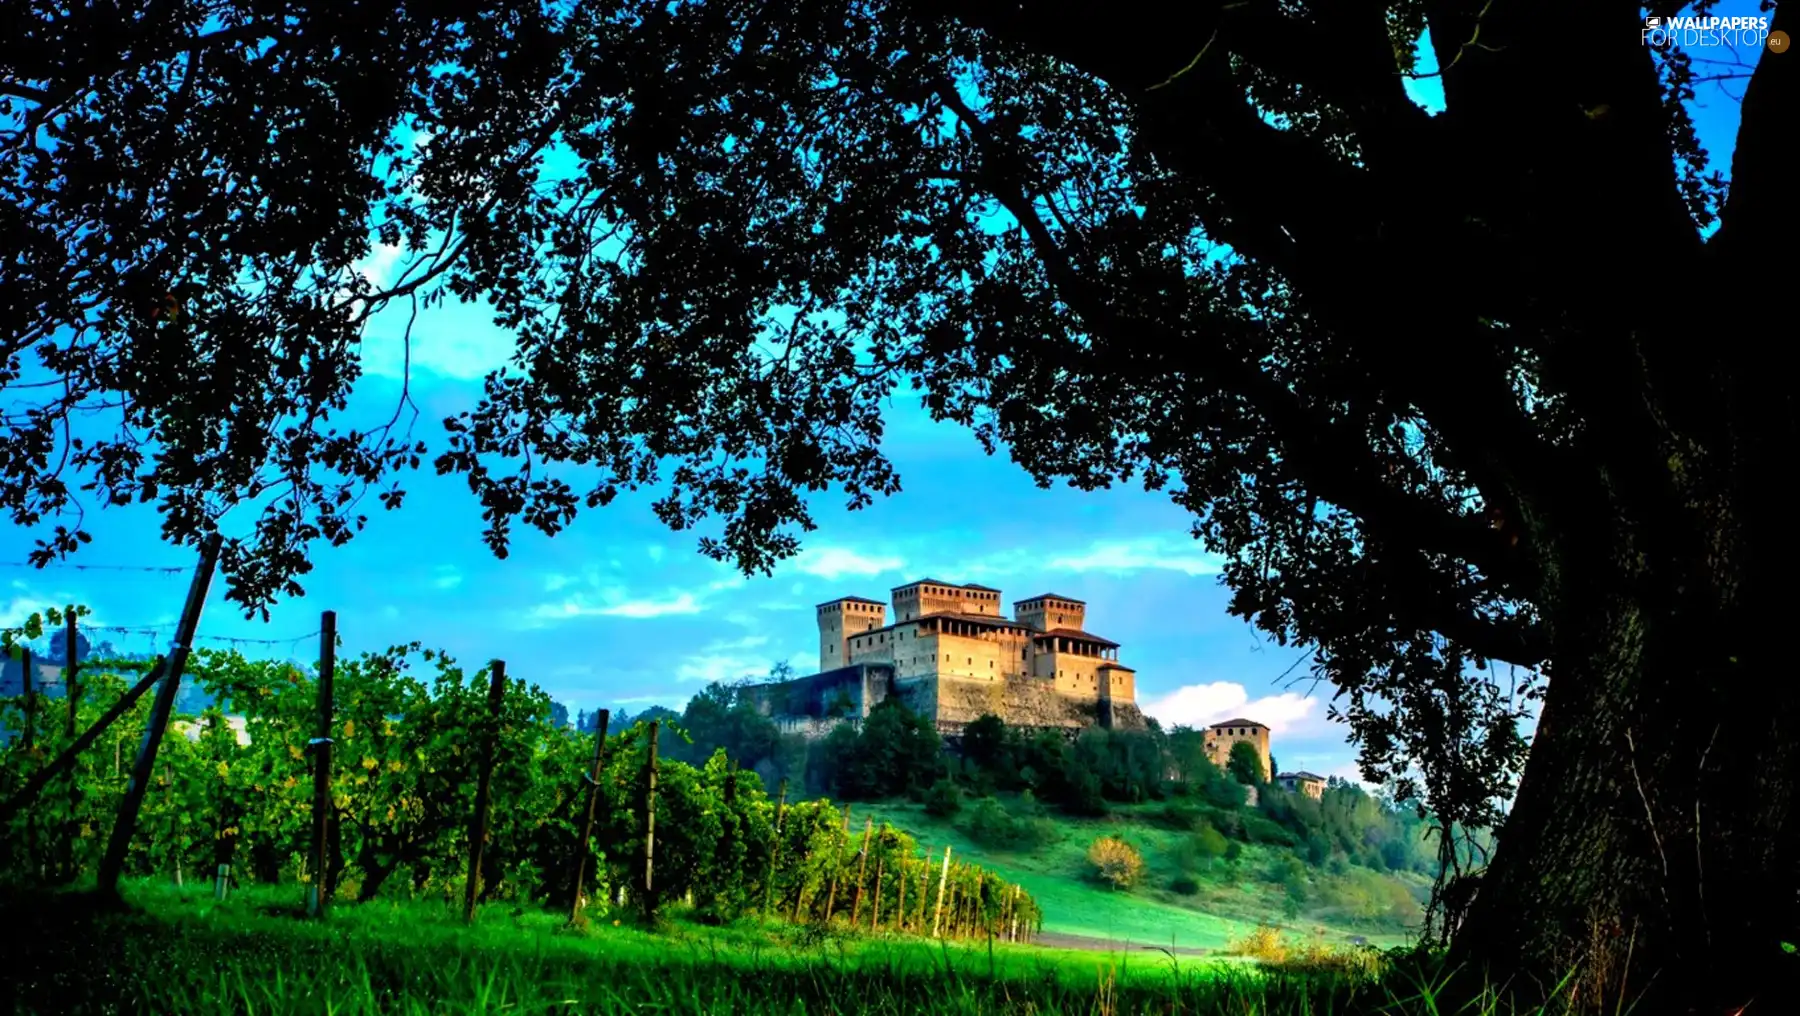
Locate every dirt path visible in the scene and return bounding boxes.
[1029,931,1212,956]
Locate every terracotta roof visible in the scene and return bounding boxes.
[963,583,1001,592]
[1033,628,1119,647]
[893,578,950,589]
[1209,718,1267,729]
[1016,593,1085,604]
[1098,662,1136,671]
[817,595,885,608]
[1280,771,1327,782]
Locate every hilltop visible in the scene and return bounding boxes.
[613,682,1472,952]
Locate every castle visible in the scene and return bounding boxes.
[744,579,1148,736]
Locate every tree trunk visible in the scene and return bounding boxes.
[1454,562,1799,1015]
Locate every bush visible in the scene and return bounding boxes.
[1086,835,1145,890]
[923,778,962,817]
[1193,821,1230,859]
[1170,874,1201,896]
[1149,802,1204,831]
[963,796,1058,851]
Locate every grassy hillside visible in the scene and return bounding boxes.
[855,795,1427,953]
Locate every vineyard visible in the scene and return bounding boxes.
[0,599,1043,945]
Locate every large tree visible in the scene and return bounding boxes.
[4,1,1794,1009]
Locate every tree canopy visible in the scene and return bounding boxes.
[5,2,1795,1008]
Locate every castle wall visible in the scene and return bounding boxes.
[934,631,1005,681]
[743,664,893,720]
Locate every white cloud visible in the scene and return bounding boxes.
[1139,680,1319,734]
[433,565,464,590]
[788,546,906,580]
[1047,536,1224,577]
[646,545,665,563]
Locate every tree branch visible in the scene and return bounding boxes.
[933,82,1523,589]
[1365,543,1549,668]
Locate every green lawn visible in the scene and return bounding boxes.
[856,799,1419,952]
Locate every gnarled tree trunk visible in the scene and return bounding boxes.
[1456,499,1799,1013]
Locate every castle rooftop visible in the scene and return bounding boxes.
[817,595,885,607]
[1018,592,1085,603]
[1210,717,1267,729]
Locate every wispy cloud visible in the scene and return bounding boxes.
[1047,536,1224,577]
[433,565,464,590]
[673,635,803,684]
[787,546,907,580]
[528,590,703,624]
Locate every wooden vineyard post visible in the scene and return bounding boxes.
[762,777,787,915]
[59,607,80,882]
[97,533,221,897]
[869,857,884,933]
[895,855,906,933]
[849,816,873,926]
[214,863,231,901]
[640,720,660,921]
[21,647,36,873]
[166,764,181,886]
[569,708,610,924]
[463,660,508,923]
[307,611,336,918]
[931,845,952,938]
[1009,885,1019,942]
[822,803,849,923]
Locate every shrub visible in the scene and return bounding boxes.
[1149,802,1204,831]
[963,796,1058,851]
[1086,836,1144,890]
[1193,821,1230,859]
[1170,874,1201,896]
[923,778,962,817]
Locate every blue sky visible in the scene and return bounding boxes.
[0,14,1764,789]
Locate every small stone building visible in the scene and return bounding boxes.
[1204,718,1271,782]
[1276,770,1326,800]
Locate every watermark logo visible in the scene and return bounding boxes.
[1642,14,1776,50]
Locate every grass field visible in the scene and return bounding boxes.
[0,876,1598,1014]
[0,878,1401,1015]
[856,799,1421,953]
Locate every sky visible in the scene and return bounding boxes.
[0,13,1766,790]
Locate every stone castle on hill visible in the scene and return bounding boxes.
[744,578,1149,736]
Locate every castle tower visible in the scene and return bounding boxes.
[817,596,886,673]
[891,579,1002,621]
[1013,593,1086,633]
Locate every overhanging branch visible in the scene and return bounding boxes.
[933,82,1523,590]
